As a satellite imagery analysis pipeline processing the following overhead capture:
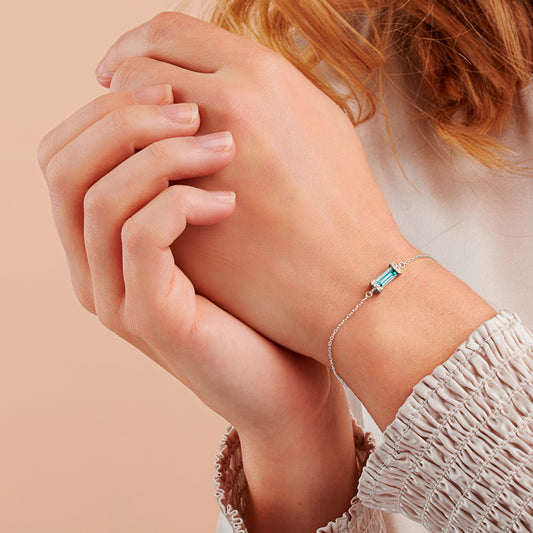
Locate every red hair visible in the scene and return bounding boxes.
[203,0,533,172]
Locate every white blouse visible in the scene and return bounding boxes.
[213,51,533,532]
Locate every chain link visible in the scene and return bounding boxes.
[328,253,440,388]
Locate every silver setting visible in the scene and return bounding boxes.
[370,280,383,293]
[390,261,402,274]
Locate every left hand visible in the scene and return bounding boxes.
[95,11,418,366]
[37,86,352,451]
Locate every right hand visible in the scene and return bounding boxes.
[94,12,418,369]
[36,84,351,448]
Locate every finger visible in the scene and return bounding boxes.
[96,11,246,84]
[107,56,211,105]
[37,84,173,172]
[85,132,235,321]
[48,101,200,313]
[121,186,236,339]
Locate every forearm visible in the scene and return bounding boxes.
[238,378,360,533]
[333,243,497,431]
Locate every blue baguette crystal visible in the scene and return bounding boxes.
[371,264,400,293]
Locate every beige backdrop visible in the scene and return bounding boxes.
[1,1,229,531]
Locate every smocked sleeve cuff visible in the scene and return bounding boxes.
[214,419,387,532]
[214,425,248,533]
[357,309,533,532]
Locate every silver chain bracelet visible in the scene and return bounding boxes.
[327,253,440,388]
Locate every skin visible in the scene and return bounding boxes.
[38,83,358,531]
[93,12,413,364]
[92,11,496,424]
[39,11,497,532]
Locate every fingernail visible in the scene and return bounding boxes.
[134,84,173,105]
[211,191,236,203]
[195,132,233,152]
[160,103,198,123]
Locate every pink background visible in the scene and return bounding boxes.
[1,1,228,531]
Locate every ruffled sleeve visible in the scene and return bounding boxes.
[214,419,387,532]
[214,425,248,533]
[357,309,533,532]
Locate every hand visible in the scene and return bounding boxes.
[36,83,349,449]
[94,11,418,368]
[38,87,361,530]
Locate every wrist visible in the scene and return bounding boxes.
[237,378,359,532]
[238,373,355,473]
[331,245,497,431]
[295,232,416,364]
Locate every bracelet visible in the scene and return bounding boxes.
[327,253,440,388]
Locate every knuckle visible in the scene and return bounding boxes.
[108,104,159,134]
[145,138,173,164]
[214,88,236,112]
[121,216,144,253]
[86,93,115,122]
[145,12,187,49]
[37,133,53,172]
[83,184,105,219]
[69,269,97,314]
[252,48,286,81]
[110,56,146,91]
[94,298,123,333]
[167,184,188,207]
[44,149,67,192]
[107,105,132,132]
[207,84,242,120]
[215,85,260,124]
[168,186,195,221]
[122,299,147,337]
[74,287,96,314]
[97,308,118,331]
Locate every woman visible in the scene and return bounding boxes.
[37,1,533,531]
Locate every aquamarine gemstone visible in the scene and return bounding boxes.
[373,265,399,290]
